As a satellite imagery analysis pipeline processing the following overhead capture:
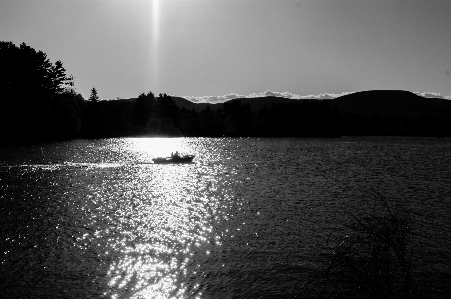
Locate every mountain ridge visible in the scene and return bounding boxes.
[328,90,451,117]
[172,90,451,117]
[119,90,451,117]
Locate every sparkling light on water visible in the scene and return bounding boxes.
[96,138,222,298]
[2,137,450,298]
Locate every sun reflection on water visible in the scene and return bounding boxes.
[99,138,224,299]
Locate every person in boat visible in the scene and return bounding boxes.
[174,151,180,158]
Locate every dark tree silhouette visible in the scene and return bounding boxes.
[49,89,84,139]
[134,91,154,127]
[0,42,73,96]
[223,99,253,136]
[153,94,179,119]
[0,41,75,142]
[88,88,99,102]
[149,93,181,135]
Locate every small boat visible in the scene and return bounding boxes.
[152,155,195,164]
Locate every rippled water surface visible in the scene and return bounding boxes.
[1,137,450,298]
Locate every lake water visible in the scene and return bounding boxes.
[1,137,450,298]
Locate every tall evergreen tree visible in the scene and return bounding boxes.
[88,88,99,102]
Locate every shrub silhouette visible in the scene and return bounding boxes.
[306,196,419,299]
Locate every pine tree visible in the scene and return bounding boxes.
[89,88,99,102]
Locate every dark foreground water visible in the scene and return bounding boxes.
[1,137,450,298]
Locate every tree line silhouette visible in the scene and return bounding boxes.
[1,42,450,144]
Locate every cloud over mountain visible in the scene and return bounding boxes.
[296,92,355,100]
[183,93,241,104]
[180,90,356,103]
[413,92,449,99]
[178,90,451,104]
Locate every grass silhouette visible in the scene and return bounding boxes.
[305,195,421,299]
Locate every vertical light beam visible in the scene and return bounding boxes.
[151,0,160,94]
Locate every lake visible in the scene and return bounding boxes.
[1,137,450,298]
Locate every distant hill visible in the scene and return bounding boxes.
[85,90,451,138]
[122,90,451,117]
[171,96,221,112]
[172,96,305,112]
[117,96,223,111]
[230,96,305,111]
[174,90,451,117]
[328,90,451,117]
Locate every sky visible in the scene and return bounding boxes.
[2,0,451,102]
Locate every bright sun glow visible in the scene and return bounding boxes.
[128,138,193,162]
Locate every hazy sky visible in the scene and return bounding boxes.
[2,0,451,100]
